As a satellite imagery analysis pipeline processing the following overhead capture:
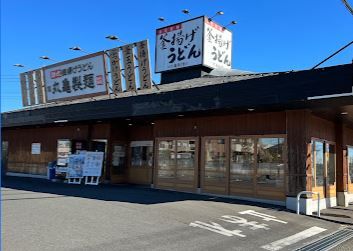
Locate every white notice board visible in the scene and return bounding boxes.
[83,152,104,177]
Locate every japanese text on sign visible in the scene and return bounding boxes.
[203,19,232,69]
[155,17,203,72]
[44,53,108,102]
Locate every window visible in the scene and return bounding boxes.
[312,141,324,187]
[176,140,196,181]
[257,138,285,187]
[131,142,153,168]
[158,140,176,178]
[204,139,227,180]
[230,138,255,184]
[326,144,336,185]
[157,139,197,180]
[349,147,353,184]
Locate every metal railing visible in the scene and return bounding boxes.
[297,191,320,217]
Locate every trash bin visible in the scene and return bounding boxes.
[47,161,56,180]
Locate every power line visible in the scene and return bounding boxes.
[311,40,353,69]
[341,0,353,16]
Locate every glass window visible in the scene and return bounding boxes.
[326,144,336,185]
[257,138,285,187]
[313,141,324,187]
[204,139,226,180]
[131,146,153,167]
[157,140,176,178]
[230,138,255,184]
[176,140,196,181]
[349,147,353,184]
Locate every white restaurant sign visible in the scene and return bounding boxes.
[155,16,232,72]
[43,52,108,102]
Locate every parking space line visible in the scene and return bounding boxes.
[261,226,327,251]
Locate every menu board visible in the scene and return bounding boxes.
[83,152,104,177]
[57,139,72,167]
[66,154,85,178]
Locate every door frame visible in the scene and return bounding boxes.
[311,138,336,199]
[91,139,108,180]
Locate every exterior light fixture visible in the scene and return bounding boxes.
[69,46,89,54]
[151,122,155,125]
[182,9,191,16]
[105,35,127,44]
[177,114,184,117]
[209,11,224,21]
[223,20,237,29]
[54,119,69,123]
[248,108,255,112]
[13,64,25,68]
[128,123,133,126]
[341,112,348,115]
[158,17,165,22]
[125,118,131,121]
[39,56,57,62]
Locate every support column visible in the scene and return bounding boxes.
[285,110,312,213]
[336,122,349,206]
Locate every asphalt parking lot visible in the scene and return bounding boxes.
[1,176,351,251]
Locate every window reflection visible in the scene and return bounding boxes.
[257,138,285,187]
[131,146,153,167]
[313,141,324,186]
[349,148,353,184]
[326,144,335,185]
[204,139,226,180]
[176,140,196,180]
[158,140,175,178]
[230,138,254,184]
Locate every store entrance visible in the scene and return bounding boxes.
[91,139,107,179]
[311,140,336,200]
[110,142,127,183]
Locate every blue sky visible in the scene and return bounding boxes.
[1,0,352,112]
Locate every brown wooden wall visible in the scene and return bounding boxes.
[343,126,353,146]
[154,112,286,138]
[2,125,89,175]
[309,115,336,142]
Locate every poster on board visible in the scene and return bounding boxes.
[83,152,104,177]
[66,154,85,178]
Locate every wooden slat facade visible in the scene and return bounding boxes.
[1,109,352,204]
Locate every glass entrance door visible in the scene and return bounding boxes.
[311,140,336,199]
[111,143,127,183]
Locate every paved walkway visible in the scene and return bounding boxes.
[318,204,353,225]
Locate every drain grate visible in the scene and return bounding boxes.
[296,227,353,251]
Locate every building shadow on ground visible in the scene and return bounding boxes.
[1,176,285,210]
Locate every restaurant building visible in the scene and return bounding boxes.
[2,62,353,214]
[2,16,353,214]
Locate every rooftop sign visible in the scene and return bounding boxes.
[19,40,152,107]
[43,52,108,102]
[155,16,232,73]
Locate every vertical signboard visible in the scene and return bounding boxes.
[155,16,232,72]
[20,73,29,107]
[43,52,108,102]
[35,69,45,104]
[136,40,152,89]
[122,45,136,91]
[109,47,123,93]
[27,71,36,105]
[203,19,232,69]
[155,17,203,72]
